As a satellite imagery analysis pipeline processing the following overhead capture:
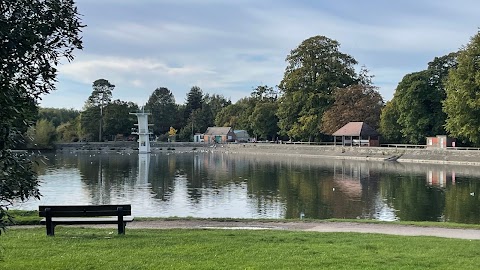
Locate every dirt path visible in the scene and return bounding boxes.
[124,220,480,240]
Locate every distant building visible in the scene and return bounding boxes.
[332,122,380,147]
[204,127,236,143]
[426,135,456,149]
[234,130,250,142]
[193,133,204,143]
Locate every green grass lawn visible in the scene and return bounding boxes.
[2,227,480,269]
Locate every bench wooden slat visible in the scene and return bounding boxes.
[39,205,131,217]
[39,210,132,217]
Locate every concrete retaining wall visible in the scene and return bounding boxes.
[55,142,480,166]
[217,143,480,166]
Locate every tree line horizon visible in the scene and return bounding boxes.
[29,32,480,148]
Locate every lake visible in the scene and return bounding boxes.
[14,150,480,223]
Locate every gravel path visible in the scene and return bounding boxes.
[124,220,480,240]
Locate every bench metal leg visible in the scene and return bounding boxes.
[117,207,125,234]
[45,208,55,236]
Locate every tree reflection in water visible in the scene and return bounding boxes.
[16,151,479,223]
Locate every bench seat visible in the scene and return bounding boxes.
[40,216,134,225]
[39,205,133,236]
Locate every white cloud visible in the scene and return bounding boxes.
[40,0,480,109]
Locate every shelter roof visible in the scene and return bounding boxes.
[332,122,379,137]
[204,127,233,135]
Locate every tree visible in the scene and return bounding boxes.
[215,97,256,135]
[247,85,279,140]
[0,0,83,232]
[27,119,56,149]
[321,83,384,135]
[215,102,246,128]
[379,100,404,143]
[38,108,80,127]
[84,79,115,141]
[103,100,138,139]
[277,35,358,141]
[444,32,480,145]
[395,71,441,144]
[184,86,203,120]
[251,85,279,102]
[178,86,204,141]
[145,87,177,135]
[381,53,457,144]
[56,117,82,142]
[80,106,100,141]
[250,102,279,140]
[194,94,231,133]
[168,126,177,142]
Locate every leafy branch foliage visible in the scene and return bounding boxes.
[444,32,480,145]
[0,0,83,232]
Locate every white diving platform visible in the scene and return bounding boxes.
[130,109,153,153]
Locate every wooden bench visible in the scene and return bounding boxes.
[39,205,134,236]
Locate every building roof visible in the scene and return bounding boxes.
[234,130,248,134]
[204,127,233,135]
[332,122,379,137]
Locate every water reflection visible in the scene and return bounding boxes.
[12,151,480,223]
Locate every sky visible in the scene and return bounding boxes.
[40,0,480,110]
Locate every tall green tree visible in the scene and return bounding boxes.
[0,0,83,232]
[380,52,457,144]
[379,100,404,144]
[82,79,115,141]
[248,85,279,140]
[250,102,279,140]
[178,86,204,141]
[444,32,480,145]
[395,71,440,144]
[80,106,100,141]
[145,87,177,135]
[184,86,203,120]
[85,79,115,141]
[277,35,358,141]
[103,100,138,139]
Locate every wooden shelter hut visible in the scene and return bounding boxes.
[332,122,380,147]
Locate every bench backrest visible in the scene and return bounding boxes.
[39,205,132,217]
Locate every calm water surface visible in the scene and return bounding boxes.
[14,151,480,223]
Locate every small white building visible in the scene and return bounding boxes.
[193,133,204,143]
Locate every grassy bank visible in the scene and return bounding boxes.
[2,227,480,269]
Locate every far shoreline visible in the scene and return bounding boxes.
[50,141,480,167]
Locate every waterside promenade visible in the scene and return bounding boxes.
[55,142,480,166]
